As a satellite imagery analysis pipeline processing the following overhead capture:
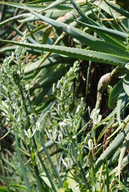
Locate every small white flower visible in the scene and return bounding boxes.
[93,113,102,125]
[76,104,81,113]
[2,101,8,109]
[45,127,57,142]
[60,90,64,98]
[68,83,73,92]
[125,62,129,70]
[58,132,63,143]
[66,113,72,121]
[11,52,14,58]
[90,108,102,125]
[90,108,100,119]
[36,122,40,131]
[62,157,73,169]
[59,121,66,132]
[46,130,53,140]
[59,122,67,127]
[88,139,93,151]
[60,76,65,83]
[81,97,84,107]
[24,128,36,139]
[64,118,72,125]
[56,81,60,89]
[25,84,30,90]
[52,83,56,93]
[57,103,61,111]
[86,140,101,151]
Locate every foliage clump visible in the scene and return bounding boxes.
[0,0,129,191]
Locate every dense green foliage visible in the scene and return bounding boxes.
[0,0,129,191]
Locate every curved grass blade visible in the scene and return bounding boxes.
[10,184,30,192]
[0,14,31,27]
[79,23,128,41]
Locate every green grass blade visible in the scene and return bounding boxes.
[70,0,98,26]
[11,120,32,192]
[105,0,129,18]
[20,4,128,55]
[33,164,50,192]
[16,145,32,191]
[0,159,11,192]
[0,45,41,55]
[116,92,127,125]
[97,119,114,143]
[24,55,73,73]
[37,153,57,192]
[40,133,63,187]
[80,23,128,41]
[43,0,67,11]
[10,184,30,192]
[95,124,129,172]
[0,39,128,66]
[78,20,128,54]
[105,158,109,192]
[0,14,30,27]
[0,1,45,11]
[118,136,128,183]
[112,176,129,192]
[11,25,39,45]
[108,80,123,109]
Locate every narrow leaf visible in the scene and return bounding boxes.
[0,39,128,66]
[95,124,129,172]
[80,23,128,40]
[43,0,67,11]
[21,4,128,55]
[105,0,129,18]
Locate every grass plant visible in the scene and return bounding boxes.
[0,0,129,191]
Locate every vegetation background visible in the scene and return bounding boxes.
[0,0,129,191]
